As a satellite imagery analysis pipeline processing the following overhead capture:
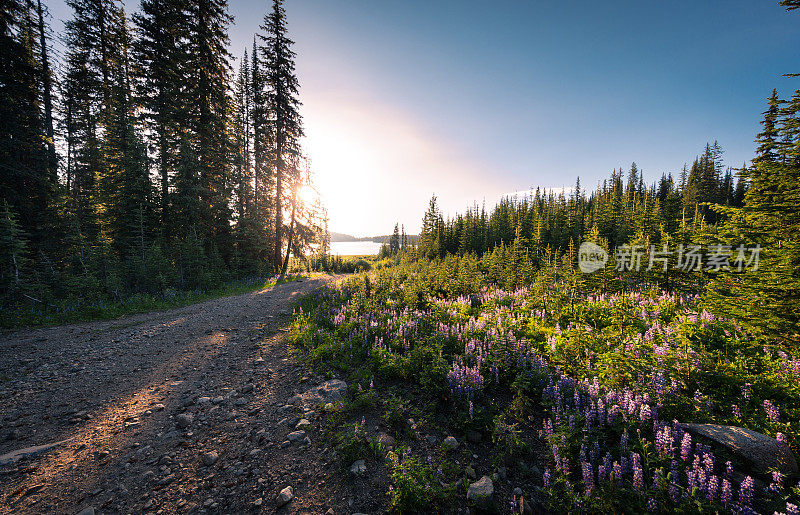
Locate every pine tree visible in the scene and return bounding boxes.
[184,0,233,259]
[0,0,50,246]
[389,223,400,255]
[419,195,442,260]
[755,89,783,163]
[132,0,188,232]
[259,0,304,267]
[780,1,799,11]
[62,0,126,241]
[101,11,154,262]
[36,0,57,185]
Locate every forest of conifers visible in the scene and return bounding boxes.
[1,0,323,319]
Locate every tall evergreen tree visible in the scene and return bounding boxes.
[0,0,49,246]
[259,0,303,267]
[132,0,187,232]
[184,0,233,257]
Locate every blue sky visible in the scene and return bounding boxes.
[47,0,800,236]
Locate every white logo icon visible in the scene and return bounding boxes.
[578,242,608,273]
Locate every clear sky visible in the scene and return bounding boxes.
[46,0,800,236]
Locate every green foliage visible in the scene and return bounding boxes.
[388,455,448,513]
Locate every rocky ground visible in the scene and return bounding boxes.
[0,275,378,514]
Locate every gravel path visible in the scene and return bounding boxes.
[0,275,351,514]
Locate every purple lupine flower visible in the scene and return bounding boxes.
[640,404,652,422]
[680,433,692,461]
[786,503,800,515]
[731,404,741,419]
[725,460,733,477]
[612,461,623,486]
[703,452,714,474]
[741,383,751,401]
[543,468,551,489]
[777,432,788,445]
[707,474,718,501]
[739,476,754,507]
[770,471,784,492]
[720,478,732,505]
[696,467,707,495]
[646,498,657,512]
[763,399,780,422]
[669,483,680,503]
[632,453,643,492]
[693,389,704,409]
[621,431,629,452]
[582,461,594,491]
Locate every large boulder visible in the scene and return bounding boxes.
[681,423,798,474]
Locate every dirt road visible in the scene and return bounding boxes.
[0,275,353,514]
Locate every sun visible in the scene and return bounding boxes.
[298,184,317,205]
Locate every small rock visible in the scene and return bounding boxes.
[467,476,494,507]
[153,404,165,411]
[201,451,219,466]
[425,435,437,445]
[276,486,293,507]
[253,498,263,507]
[288,395,303,405]
[350,459,366,476]
[442,436,459,450]
[175,413,193,429]
[197,397,211,405]
[298,379,348,405]
[378,432,396,449]
[77,507,95,515]
[295,419,311,429]
[287,430,306,443]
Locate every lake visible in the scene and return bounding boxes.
[330,241,383,256]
